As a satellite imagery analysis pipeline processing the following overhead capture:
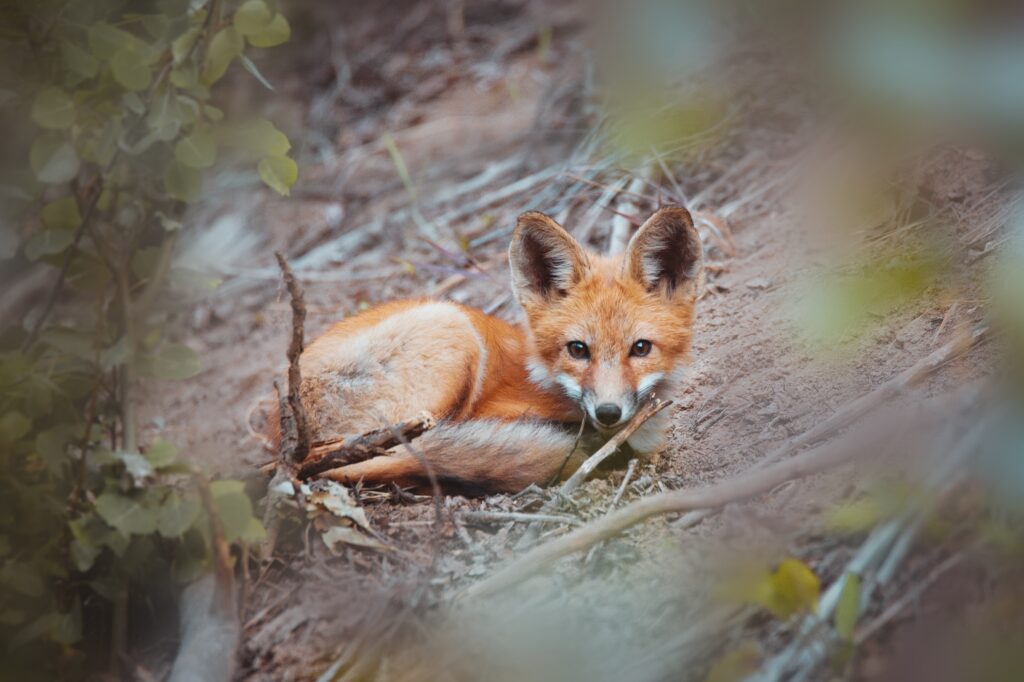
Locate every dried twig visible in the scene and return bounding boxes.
[518,399,669,549]
[561,399,672,497]
[301,413,435,479]
[457,510,581,526]
[608,164,653,255]
[464,434,864,600]
[854,550,965,645]
[274,252,311,462]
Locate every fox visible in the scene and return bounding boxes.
[269,206,703,494]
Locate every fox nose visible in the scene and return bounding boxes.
[595,403,622,427]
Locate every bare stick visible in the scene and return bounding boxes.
[457,511,581,526]
[561,399,671,496]
[464,434,860,600]
[274,252,311,462]
[584,458,638,564]
[854,551,965,645]
[608,165,653,255]
[298,413,435,479]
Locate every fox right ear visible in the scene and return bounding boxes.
[509,212,589,304]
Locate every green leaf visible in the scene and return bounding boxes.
[146,87,182,141]
[164,160,202,203]
[246,13,290,48]
[202,26,244,85]
[0,411,31,445]
[88,22,138,60]
[111,47,153,91]
[94,492,158,536]
[232,118,290,156]
[258,155,298,196]
[212,481,254,541]
[234,0,273,36]
[826,498,882,535]
[41,197,82,230]
[61,41,99,78]
[24,228,74,261]
[30,133,80,184]
[35,427,73,470]
[136,342,202,379]
[100,336,132,369]
[241,516,266,544]
[834,572,861,641]
[170,60,198,88]
[158,492,201,537]
[240,54,274,90]
[30,87,75,129]
[171,26,201,64]
[0,563,45,597]
[175,130,217,169]
[145,438,178,468]
[40,327,97,361]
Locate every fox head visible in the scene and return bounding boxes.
[509,206,703,432]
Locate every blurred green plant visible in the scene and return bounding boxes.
[0,0,293,675]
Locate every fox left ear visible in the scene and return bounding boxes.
[624,206,703,299]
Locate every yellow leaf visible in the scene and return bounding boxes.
[202,27,244,85]
[246,13,290,48]
[750,558,820,619]
[257,155,297,196]
[234,0,273,36]
[705,641,762,682]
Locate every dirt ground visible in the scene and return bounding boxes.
[137,2,1001,679]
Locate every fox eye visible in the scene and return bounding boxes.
[566,340,590,360]
[630,339,653,357]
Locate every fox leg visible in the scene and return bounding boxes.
[321,420,581,495]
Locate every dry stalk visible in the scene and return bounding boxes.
[274,251,311,462]
[299,413,434,479]
[561,399,672,496]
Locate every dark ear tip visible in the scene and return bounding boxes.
[516,210,554,224]
[651,205,695,226]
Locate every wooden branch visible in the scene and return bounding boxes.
[608,165,653,256]
[457,510,580,526]
[272,380,297,471]
[463,434,861,600]
[560,398,671,496]
[274,252,311,462]
[300,413,434,479]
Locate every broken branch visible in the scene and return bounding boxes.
[300,414,435,479]
[275,252,311,462]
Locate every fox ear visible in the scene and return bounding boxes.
[509,212,589,304]
[624,206,703,298]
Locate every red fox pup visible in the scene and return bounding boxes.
[272,206,703,494]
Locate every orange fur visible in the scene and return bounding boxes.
[267,207,703,494]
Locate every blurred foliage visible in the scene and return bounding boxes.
[718,556,820,620]
[0,0,294,675]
